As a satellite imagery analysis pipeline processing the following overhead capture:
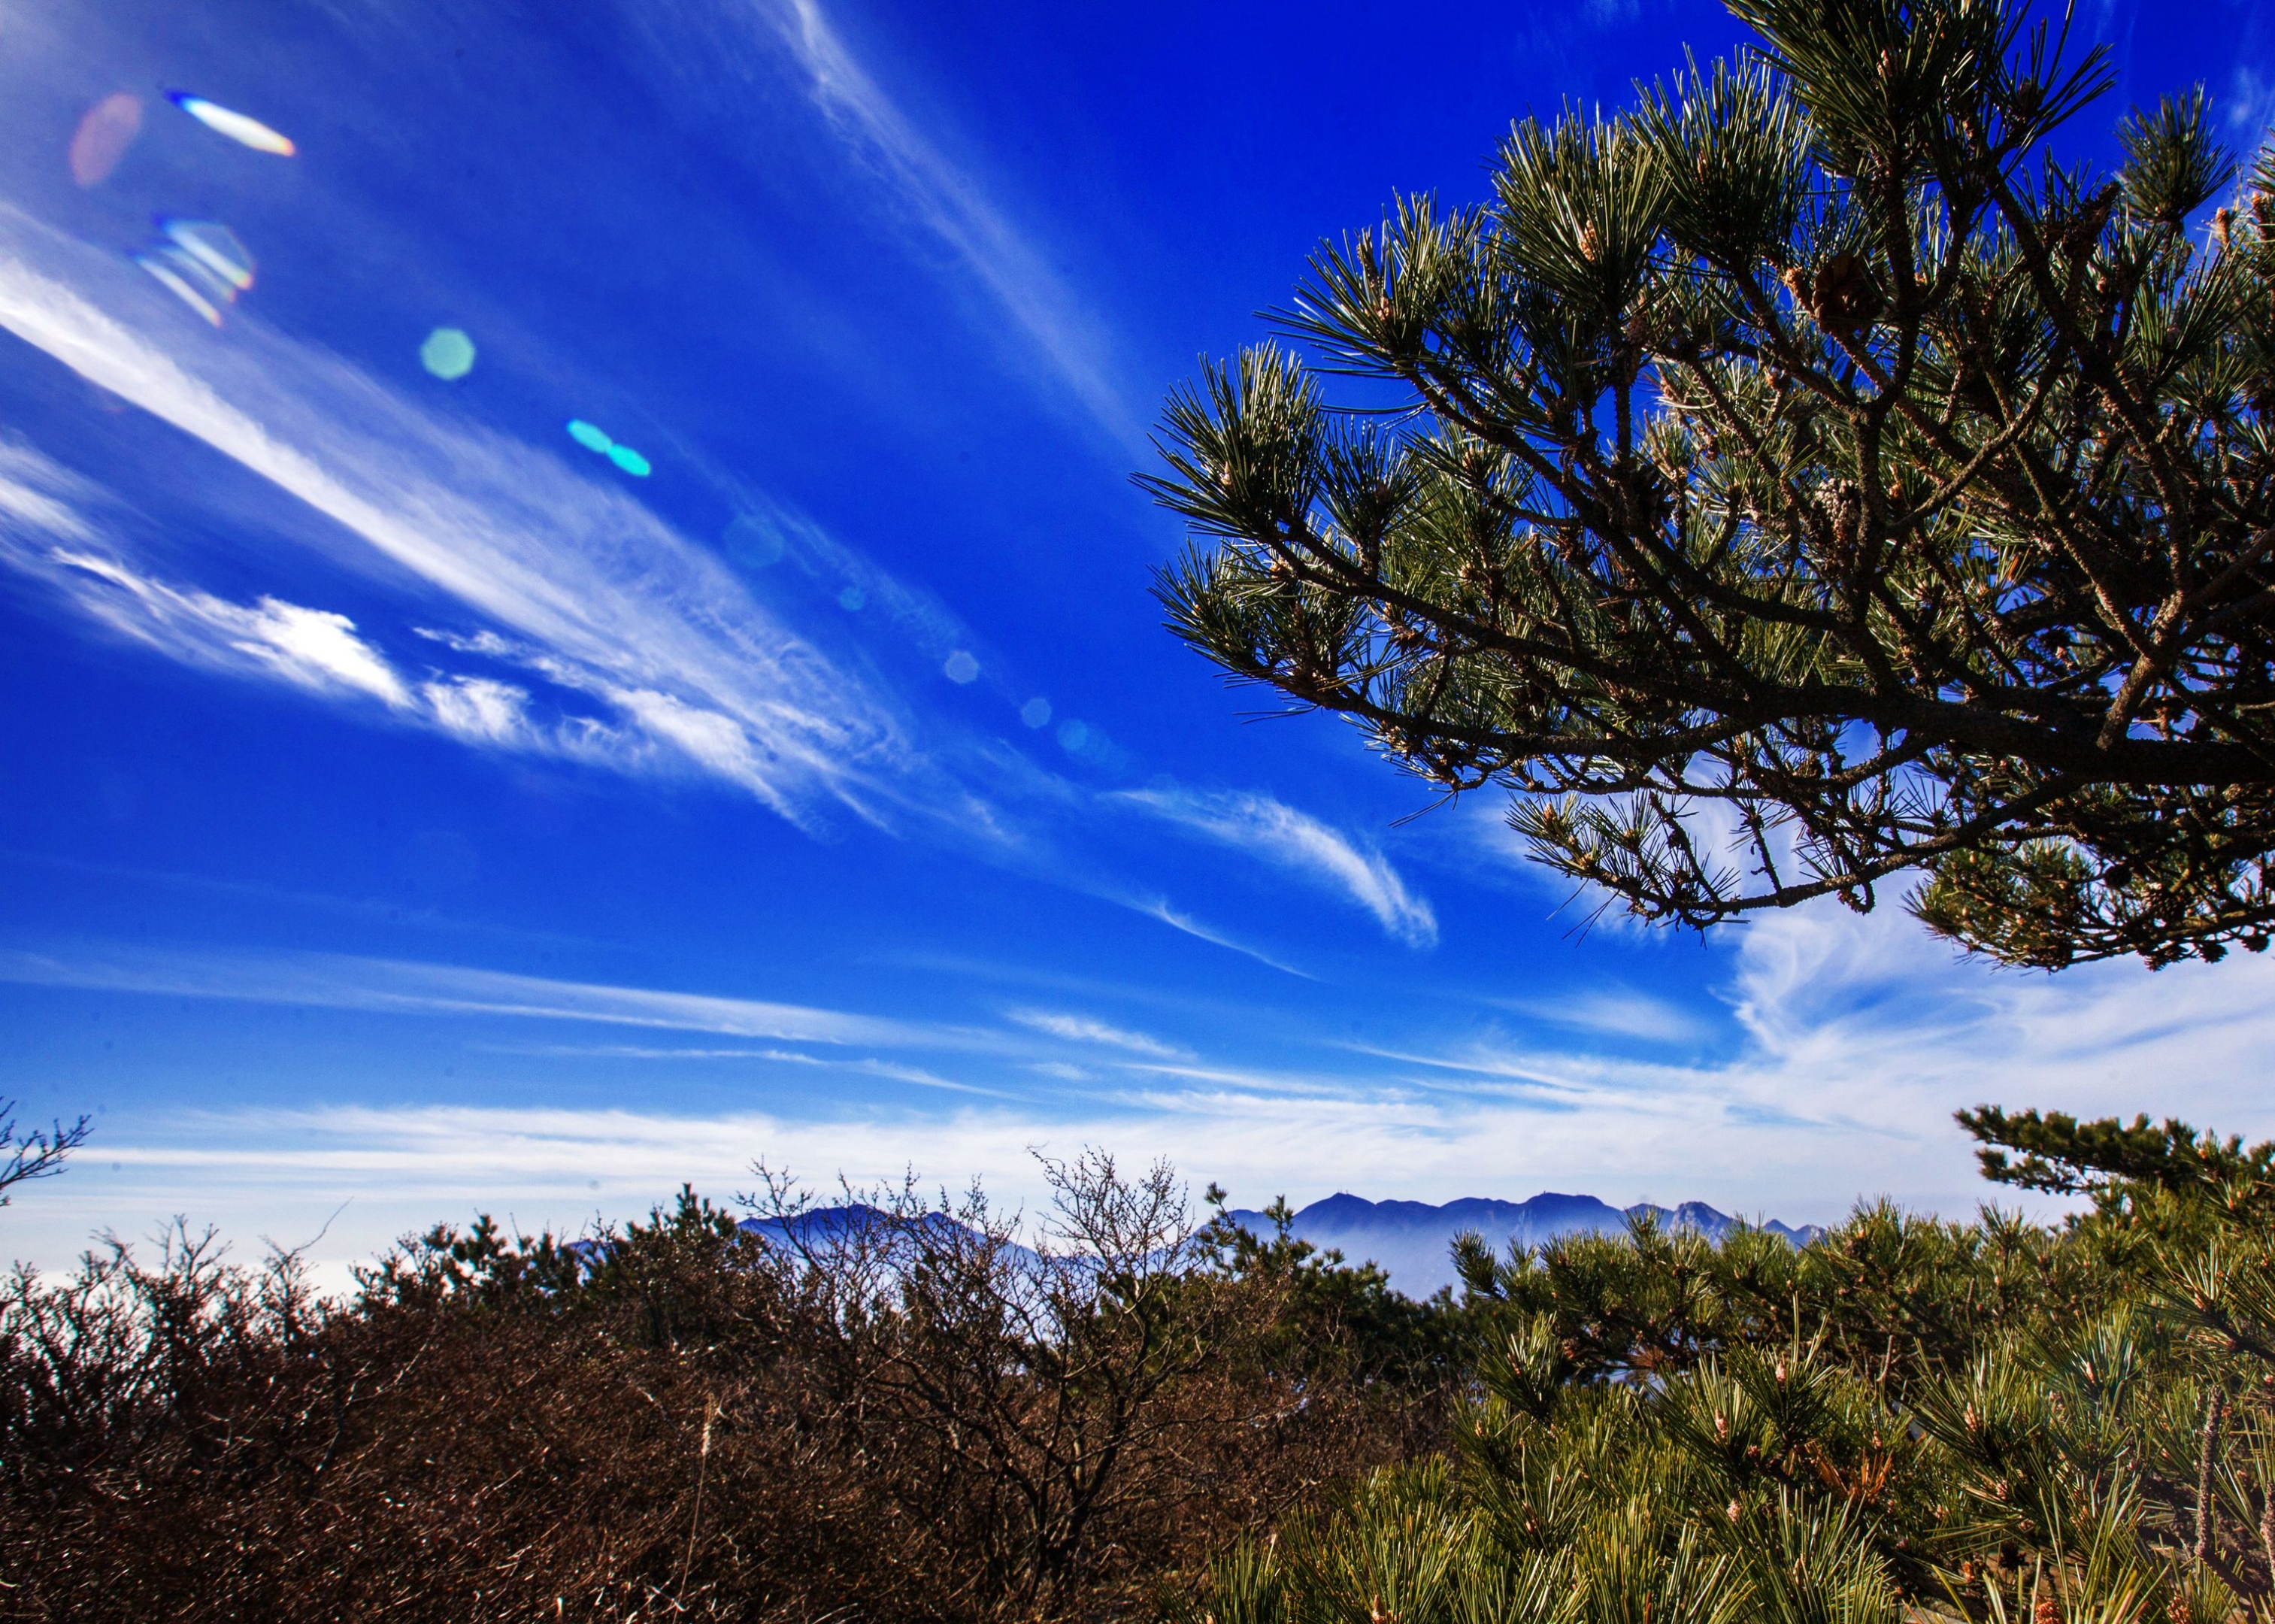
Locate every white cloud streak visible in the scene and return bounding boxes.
[0,944,922,1047]
[0,449,677,775]
[1007,1008,1189,1059]
[0,214,1399,940]
[2231,66,2275,135]
[56,547,413,707]
[0,211,963,833]
[1125,896,1316,978]
[1116,787,1438,947]
[1500,986,1714,1046]
[748,0,1134,443]
[18,900,2275,1283]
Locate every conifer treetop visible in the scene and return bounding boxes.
[1146,0,2275,968]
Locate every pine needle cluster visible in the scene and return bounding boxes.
[1165,1110,2275,1624]
[1146,0,2275,968]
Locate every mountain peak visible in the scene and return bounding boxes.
[1228,1190,1819,1295]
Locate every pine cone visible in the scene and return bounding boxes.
[1810,253,1884,333]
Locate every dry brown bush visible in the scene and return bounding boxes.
[0,1156,1448,1621]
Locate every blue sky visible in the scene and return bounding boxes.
[4,0,2274,1276]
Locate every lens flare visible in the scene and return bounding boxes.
[723,514,784,568]
[68,93,142,186]
[943,651,979,683]
[134,251,223,326]
[167,92,295,156]
[838,586,867,611]
[1020,698,1051,728]
[134,221,253,326]
[419,328,476,380]
[158,220,253,292]
[565,420,651,476]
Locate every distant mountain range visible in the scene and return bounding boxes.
[1226,1192,1822,1298]
[738,1192,1821,1303]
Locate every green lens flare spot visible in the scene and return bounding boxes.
[420,327,476,380]
[838,586,866,611]
[566,420,613,454]
[607,444,652,477]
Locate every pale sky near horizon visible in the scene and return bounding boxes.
[2,0,2270,1279]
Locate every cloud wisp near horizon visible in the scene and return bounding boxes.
[14,893,2275,1277]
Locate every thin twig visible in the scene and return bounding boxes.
[677,1394,719,1598]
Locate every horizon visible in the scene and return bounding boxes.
[2,0,2270,1280]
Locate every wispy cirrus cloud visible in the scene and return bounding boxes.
[0,460,613,763]
[478,1041,1003,1097]
[744,0,1134,444]
[0,231,1442,948]
[18,900,2275,1283]
[1007,1008,1189,1059]
[1114,786,1438,947]
[1125,896,1316,979]
[1498,985,1715,1047]
[0,940,1232,1084]
[73,560,408,707]
[2231,66,2275,136]
[0,942,923,1047]
[0,208,1001,836]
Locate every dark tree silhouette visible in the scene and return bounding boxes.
[0,1098,86,1206]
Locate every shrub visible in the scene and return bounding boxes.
[0,1155,1445,1622]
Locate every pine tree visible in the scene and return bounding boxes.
[1144,0,2275,968]
[1958,1106,2275,1200]
[1164,1111,2275,1624]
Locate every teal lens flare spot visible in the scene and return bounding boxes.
[420,327,476,380]
[943,651,979,684]
[566,420,613,453]
[1020,698,1051,729]
[1056,720,1089,753]
[607,444,652,477]
[838,586,866,611]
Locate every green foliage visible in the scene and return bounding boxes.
[1201,1186,1465,1386]
[2118,90,2234,227]
[1959,1107,2275,1200]
[1164,1107,2275,1624]
[1453,1204,2107,1398]
[1145,0,2275,969]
